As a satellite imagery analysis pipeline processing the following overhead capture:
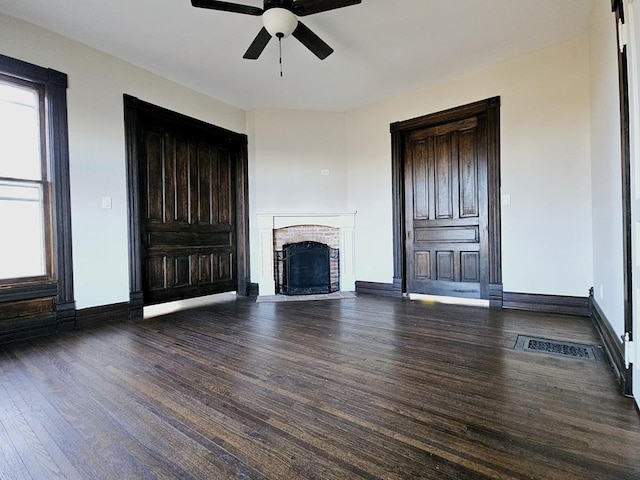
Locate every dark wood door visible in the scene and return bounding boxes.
[404,115,489,298]
[140,123,237,304]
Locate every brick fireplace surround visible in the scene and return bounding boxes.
[273,225,340,294]
[256,212,356,297]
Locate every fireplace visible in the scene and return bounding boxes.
[256,212,356,296]
[276,241,340,295]
[281,241,332,295]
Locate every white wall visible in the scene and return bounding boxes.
[0,13,246,308]
[247,109,348,283]
[248,109,347,212]
[588,1,625,334]
[1,12,597,306]
[346,36,593,296]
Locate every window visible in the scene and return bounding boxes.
[0,53,75,336]
[0,79,50,281]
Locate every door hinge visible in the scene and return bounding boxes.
[619,19,629,53]
[624,332,635,369]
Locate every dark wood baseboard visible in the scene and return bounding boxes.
[129,291,144,319]
[392,278,403,298]
[590,296,631,396]
[0,297,76,344]
[56,300,77,331]
[246,283,259,297]
[76,302,131,330]
[0,301,132,344]
[356,281,399,298]
[0,313,57,344]
[489,283,504,308]
[502,292,590,317]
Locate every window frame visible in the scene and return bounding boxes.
[0,73,53,284]
[0,53,75,333]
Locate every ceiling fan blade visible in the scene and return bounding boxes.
[243,27,272,59]
[292,21,333,60]
[191,0,263,16]
[292,0,361,17]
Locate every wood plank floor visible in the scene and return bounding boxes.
[1,295,639,479]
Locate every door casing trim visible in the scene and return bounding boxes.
[390,97,502,305]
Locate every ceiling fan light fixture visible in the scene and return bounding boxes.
[262,7,298,38]
[191,0,362,60]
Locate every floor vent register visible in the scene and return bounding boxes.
[514,335,606,362]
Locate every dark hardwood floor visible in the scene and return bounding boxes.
[1,295,639,479]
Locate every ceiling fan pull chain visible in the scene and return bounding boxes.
[278,34,283,77]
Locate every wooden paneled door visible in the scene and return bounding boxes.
[142,128,236,304]
[391,98,501,303]
[404,116,487,298]
[125,96,250,312]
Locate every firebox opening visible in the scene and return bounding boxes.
[278,241,339,295]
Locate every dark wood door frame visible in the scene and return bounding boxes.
[124,95,250,317]
[612,0,633,396]
[391,97,502,305]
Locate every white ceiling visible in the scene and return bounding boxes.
[0,0,594,112]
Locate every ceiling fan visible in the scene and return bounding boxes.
[191,0,362,61]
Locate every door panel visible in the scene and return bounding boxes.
[414,226,478,242]
[141,125,237,304]
[435,134,454,219]
[461,252,480,282]
[145,130,164,222]
[413,138,429,220]
[459,129,479,217]
[415,252,430,278]
[436,251,454,280]
[405,115,488,298]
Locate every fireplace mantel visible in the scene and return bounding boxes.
[256,212,356,296]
